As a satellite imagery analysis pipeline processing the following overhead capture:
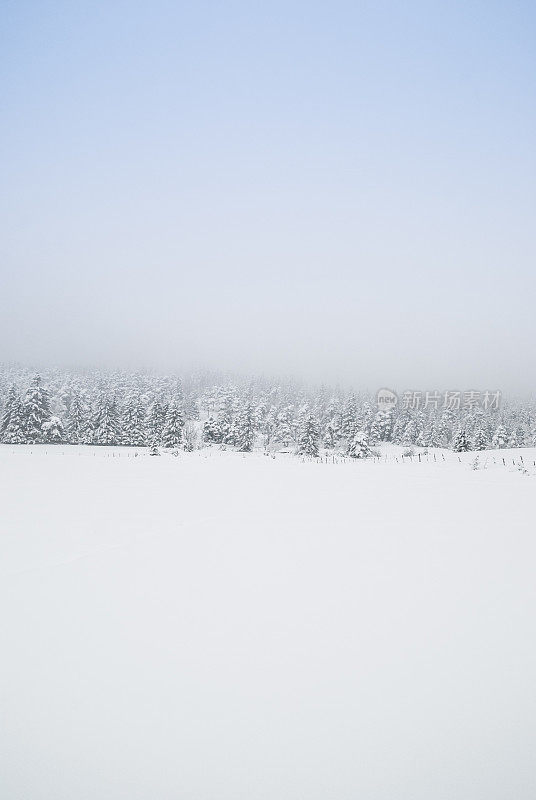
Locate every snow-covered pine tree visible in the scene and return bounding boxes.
[347,431,371,458]
[173,378,184,408]
[2,396,26,444]
[0,385,18,439]
[391,412,409,444]
[402,418,418,446]
[218,394,237,445]
[369,414,382,445]
[371,409,394,443]
[472,426,490,451]
[491,424,508,449]
[414,411,426,444]
[23,374,51,443]
[161,401,184,448]
[341,395,358,441]
[415,428,428,448]
[275,405,296,448]
[370,409,395,444]
[361,400,375,435]
[437,409,455,447]
[259,406,278,450]
[323,418,340,449]
[236,402,255,452]
[203,415,221,443]
[417,417,437,448]
[66,392,89,444]
[42,416,65,443]
[121,392,147,447]
[91,393,120,445]
[182,421,198,451]
[324,397,342,435]
[254,400,267,431]
[146,399,166,445]
[452,429,470,452]
[508,426,526,448]
[297,410,319,457]
[431,420,447,448]
[182,393,199,420]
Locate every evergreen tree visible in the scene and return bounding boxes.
[122,392,147,446]
[324,398,342,433]
[323,418,340,449]
[437,410,455,447]
[371,409,394,443]
[415,428,428,448]
[254,401,267,431]
[492,424,508,449]
[161,401,184,448]
[236,402,255,452]
[392,412,410,444]
[182,421,198,451]
[341,395,358,441]
[452,429,470,452]
[218,394,237,445]
[297,411,319,457]
[402,418,418,446]
[361,401,375,434]
[508,426,526,448]
[472,427,490,451]
[432,420,447,448]
[67,392,89,444]
[275,405,296,447]
[182,394,199,420]
[2,397,26,444]
[1,385,18,439]
[347,431,371,458]
[259,406,278,450]
[24,374,51,443]
[91,393,120,445]
[369,414,382,445]
[146,399,166,445]
[417,418,438,448]
[42,416,65,443]
[203,415,221,443]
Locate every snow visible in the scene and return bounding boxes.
[1,445,536,799]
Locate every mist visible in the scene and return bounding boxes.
[2,1,535,393]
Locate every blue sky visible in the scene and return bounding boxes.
[2,1,535,390]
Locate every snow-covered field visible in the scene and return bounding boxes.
[1,445,535,799]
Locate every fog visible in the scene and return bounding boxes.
[2,1,535,394]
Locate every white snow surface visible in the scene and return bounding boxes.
[1,444,536,799]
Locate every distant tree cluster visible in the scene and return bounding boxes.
[0,365,535,457]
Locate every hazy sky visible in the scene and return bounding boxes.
[1,1,535,391]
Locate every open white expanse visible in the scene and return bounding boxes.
[1,445,535,799]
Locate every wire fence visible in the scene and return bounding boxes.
[3,445,534,473]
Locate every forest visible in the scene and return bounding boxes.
[1,364,533,455]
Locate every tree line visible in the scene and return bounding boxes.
[0,365,534,457]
